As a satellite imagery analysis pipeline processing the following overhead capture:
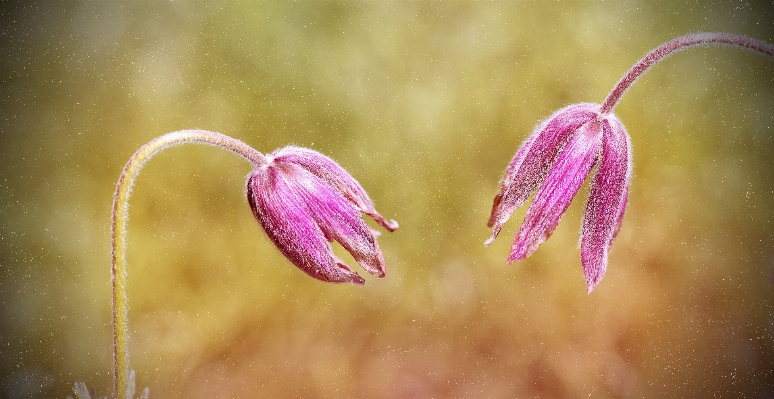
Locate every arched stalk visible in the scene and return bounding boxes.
[600,32,774,115]
[110,130,265,399]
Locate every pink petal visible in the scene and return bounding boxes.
[486,103,598,245]
[580,114,632,292]
[273,147,398,231]
[509,119,603,262]
[486,132,537,238]
[612,191,628,241]
[247,164,367,284]
[278,161,387,279]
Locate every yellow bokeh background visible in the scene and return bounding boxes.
[1,2,773,398]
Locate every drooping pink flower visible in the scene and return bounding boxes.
[247,146,398,285]
[486,103,631,293]
[486,32,774,293]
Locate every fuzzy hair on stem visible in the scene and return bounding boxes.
[600,32,774,115]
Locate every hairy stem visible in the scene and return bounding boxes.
[111,130,264,399]
[600,32,774,115]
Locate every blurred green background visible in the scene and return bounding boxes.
[1,1,773,398]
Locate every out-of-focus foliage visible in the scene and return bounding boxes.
[1,1,772,398]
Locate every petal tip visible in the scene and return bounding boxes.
[506,251,526,264]
[349,275,366,285]
[509,238,535,263]
[583,266,605,294]
[586,279,599,294]
[333,256,369,285]
[485,225,503,247]
[386,219,399,231]
[367,211,399,232]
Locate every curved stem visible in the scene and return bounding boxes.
[111,130,264,399]
[600,32,774,115]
